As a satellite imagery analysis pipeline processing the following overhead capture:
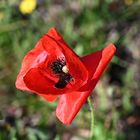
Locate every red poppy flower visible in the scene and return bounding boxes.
[16,27,116,124]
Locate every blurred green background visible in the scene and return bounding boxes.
[0,0,140,140]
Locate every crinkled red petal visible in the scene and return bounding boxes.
[23,68,55,93]
[15,40,48,92]
[56,44,116,124]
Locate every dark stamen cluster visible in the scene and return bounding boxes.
[51,60,65,74]
[51,59,72,89]
[55,73,72,89]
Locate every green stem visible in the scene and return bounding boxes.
[88,96,94,139]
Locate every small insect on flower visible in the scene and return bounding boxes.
[16,27,116,124]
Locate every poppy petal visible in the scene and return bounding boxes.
[16,40,48,92]
[23,67,64,96]
[83,44,116,80]
[56,91,89,124]
[23,68,54,93]
[56,44,116,124]
[80,43,116,91]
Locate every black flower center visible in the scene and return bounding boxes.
[55,73,72,88]
[51,59,66,74]
[51,59,72,89]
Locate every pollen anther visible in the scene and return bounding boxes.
[62,65,69,74]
